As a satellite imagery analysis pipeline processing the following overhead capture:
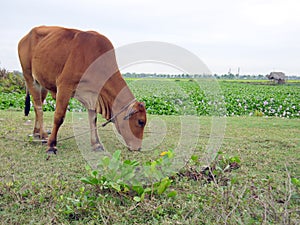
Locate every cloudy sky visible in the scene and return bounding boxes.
[1,0,300,75]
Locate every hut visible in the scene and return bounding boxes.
[266,72,286,84]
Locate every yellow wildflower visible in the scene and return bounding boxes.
[160,151,168,156]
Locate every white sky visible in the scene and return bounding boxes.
[1,0,300,75]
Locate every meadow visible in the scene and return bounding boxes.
[0,77,299,224]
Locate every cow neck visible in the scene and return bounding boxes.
[111,83,135,116]
[100,73,135,124]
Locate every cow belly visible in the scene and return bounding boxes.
[31,70,57,93]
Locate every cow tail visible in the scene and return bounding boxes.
[24,88,30,116]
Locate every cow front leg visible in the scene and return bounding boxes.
[88,109,104,151]
[46,89,72,154]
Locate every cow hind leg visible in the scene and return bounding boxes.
[26,80,48,140]
[46,87,72,154]
[33,87,49,139]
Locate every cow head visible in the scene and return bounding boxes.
[114,102,147,151]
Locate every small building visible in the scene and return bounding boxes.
[266,72,286,84]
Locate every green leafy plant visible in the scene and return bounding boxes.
[61,186,97,219]
[291,177,300,188]
[80,150,177,202]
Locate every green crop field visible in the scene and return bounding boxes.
[0,77,300,224]
[1,78,299,118]
[129,78,300,118]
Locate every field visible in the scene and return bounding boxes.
[1,78,300,118]
[0,78,300,224]
[129,79,300,118]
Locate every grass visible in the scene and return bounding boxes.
[0,110,299,224]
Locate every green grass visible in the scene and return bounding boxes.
[0,110,299,224]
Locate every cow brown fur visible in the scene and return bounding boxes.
[18,26,146,153]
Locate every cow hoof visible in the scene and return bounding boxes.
[46,147,57,154]
[33,133,40,138]
[32,133,49,140]
[92,143,104,152]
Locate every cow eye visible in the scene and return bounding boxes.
[138,119,145,127]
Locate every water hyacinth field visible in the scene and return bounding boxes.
[130,79,300,118]
[0,78,299,118]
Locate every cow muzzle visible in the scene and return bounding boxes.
[128,146,142,151]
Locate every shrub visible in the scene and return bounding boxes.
[0,68,25,93]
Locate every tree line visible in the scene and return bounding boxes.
[123,72,300,80]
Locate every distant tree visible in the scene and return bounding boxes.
[257,75,265,80]
[0,67,9,79]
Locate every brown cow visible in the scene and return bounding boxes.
[18,26,146,153]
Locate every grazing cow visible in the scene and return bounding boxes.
[18,26,146,154]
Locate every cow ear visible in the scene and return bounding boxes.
[138,102,145,110]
